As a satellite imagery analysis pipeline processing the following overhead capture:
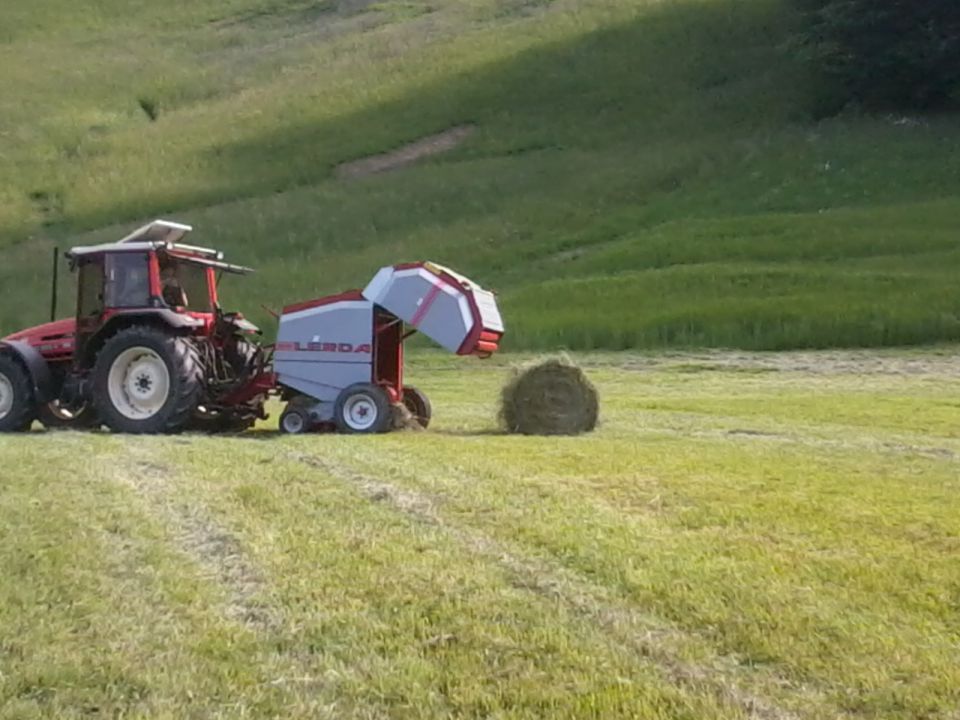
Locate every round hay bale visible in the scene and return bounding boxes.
[500,357,599,436]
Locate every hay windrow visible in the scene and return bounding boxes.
[392,403,425,431]
[500,356,599,436]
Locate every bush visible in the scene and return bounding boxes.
[793,0,960,114]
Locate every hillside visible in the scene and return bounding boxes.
[1,0,959,349]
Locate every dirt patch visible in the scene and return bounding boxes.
[288,451,817,720]
[119,458,276,630]
[334,124,475,180]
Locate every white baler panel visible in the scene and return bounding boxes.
[417,286,473,353]
[275,301,375,401]
[364,267,473,353]
[275,361,370,409]
[472,288,504,333]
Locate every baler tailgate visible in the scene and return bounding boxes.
[363,263,503,356]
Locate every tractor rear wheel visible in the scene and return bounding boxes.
[92,327,204,434]
[38,401,99,431]
[334,383,392,434]
[401,386,432,429]
[225,337,261,380]
[0,354,37,432]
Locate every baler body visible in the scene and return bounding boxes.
[273,261,503,428]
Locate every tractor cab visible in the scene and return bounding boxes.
[0,219,263,434]
[64,220,255,366]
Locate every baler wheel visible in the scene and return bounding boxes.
[279,407,310,435]
[334,383,392,434]
[0,354,37,433]
[401,386,432,429]
[92,327,204,435]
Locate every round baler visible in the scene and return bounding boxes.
[274,261,504,434]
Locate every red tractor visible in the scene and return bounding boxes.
[0,221,266,434]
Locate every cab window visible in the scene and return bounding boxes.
[77,259,104,318]
[161,259,212,311]
[104,253,150,308]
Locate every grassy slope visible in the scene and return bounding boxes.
[1,0,959,350]
[2,351,959,718]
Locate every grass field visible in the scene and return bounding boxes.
[1,0,959,350]
[2,350,959,719]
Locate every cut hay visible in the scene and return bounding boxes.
[391,403,425,431]
[500,357,599,436]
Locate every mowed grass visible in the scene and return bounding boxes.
[2,350,959,719]
[1,0,959,350]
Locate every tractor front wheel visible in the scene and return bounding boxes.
[38,401,99,431]
[92,327,204,434]
[0,354,37,432]
[334,384,392,434]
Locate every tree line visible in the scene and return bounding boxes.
[792,0,960,115]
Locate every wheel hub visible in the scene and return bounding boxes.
[283,412,305,434]
[0,374,13,421]
[344,394,378,431]
[107,347,171,420]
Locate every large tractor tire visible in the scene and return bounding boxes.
[334,383,393,434]
[92,327,204,435]
[401,386,432,429]
[0,354,37,432]
[38,401,99,431]
[225,337,260,380]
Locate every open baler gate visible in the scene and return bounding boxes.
[363,262,503,356]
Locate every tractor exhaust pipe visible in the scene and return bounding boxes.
[50,246,59,323]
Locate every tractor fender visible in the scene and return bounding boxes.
[0,340,54,404]
[95,310,205,346]
[107,309,206,330]
[80,310,206,367]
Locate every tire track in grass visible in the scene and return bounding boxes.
[678,424,960,462]
[287,450,830,720]
[114,448,278,631]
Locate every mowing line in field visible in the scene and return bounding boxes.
[286,450,827,720]
[139,439,758,717]
[655,423,960,463]
[114,448,278,631]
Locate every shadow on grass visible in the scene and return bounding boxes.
[203,0,801,206]
[9,0,799,245]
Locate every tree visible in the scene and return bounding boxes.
[793,0,960,114]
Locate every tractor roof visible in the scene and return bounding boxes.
[119,219,193,245]
[65,219,253,274]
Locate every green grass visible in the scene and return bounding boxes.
[2,349,959,718]
[1,0,959,350]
